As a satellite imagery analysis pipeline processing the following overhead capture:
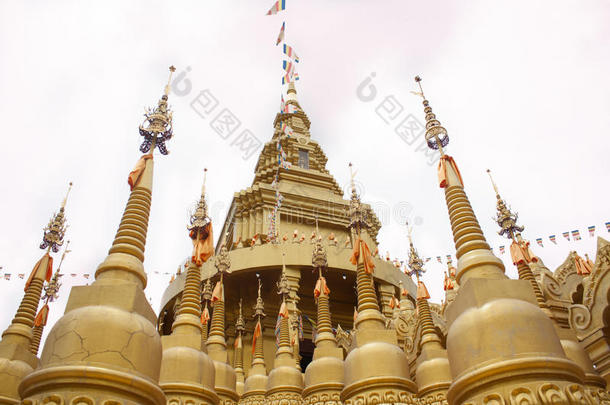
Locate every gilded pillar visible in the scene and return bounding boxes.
[265,262,303,405]
[340,165,417,405]
[240,280,268,405]
[158,171,218,405]
[303,238,344,405]
[414,76,589,404]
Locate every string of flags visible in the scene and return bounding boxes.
[0,272,90,281]
[268,2,301,84]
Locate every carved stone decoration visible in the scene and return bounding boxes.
[568,304,592,331]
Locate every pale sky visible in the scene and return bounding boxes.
[0,1,608,342]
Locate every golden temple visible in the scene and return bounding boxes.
[0,67,609,405]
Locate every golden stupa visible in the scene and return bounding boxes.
[0,66,609,405]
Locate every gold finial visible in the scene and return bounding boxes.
[277,253,290,298]
[202,278,213,301]
[235,298,245,333]
[188,169,210,232]
[253,278,266,318]
[44,241,71,303]
[405,221,425,279]
[347,163,369,235]
[413,75,449,154]
[487,169,524,239]
[40,182,72,253]
[138,66,176,155]
[61,182,73,209]
[165,65,176,96]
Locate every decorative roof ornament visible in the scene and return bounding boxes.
[253,278,266,319]
[413,76,449,153]
[235,298,245,333]
[347,163,370,235]
[487,169,524,239]
[188,168,210,233]
[40,182,72,253]
[202,278,213,302]
[312,217,327,272]
[139,66,176,155]
[405,221,426,280]
[214,244,232,275]
[277,253,290,298]
[43,240,71,302]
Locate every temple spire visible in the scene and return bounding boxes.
[30,241,71,355]
[234,298,246,395]
[19,68,176,405]
[414,76,449,156]
[201,278,212,344]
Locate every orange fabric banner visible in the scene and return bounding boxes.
[251,320,262,354]
[417,280,430,300]
[437,155,464,188]
[127,154,153,191]
[401,287,408,297]
[349,238,376,274]
[353,307,358,322]
[25,254,53,292]
[200,305,210,325]
[279,301,289,318]
[510,240,538,265]
[389,296,400,309]
[234,334,243,349]
[575,254,592,276]
[191,222,214,266]
[212,281,223,302]
[34,304,50,327]
[313,276,330,298]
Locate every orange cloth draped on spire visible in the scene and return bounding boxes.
[190,223,214,266]
[389,296,400,309]
[444,273,455,291]
[252,320,262,354]
[212,281,223,302]
[349,238,375,274]
[34,304,50,327]
[417,280,430,300]
[25,254,53,291]
[201,305,210,325]
[510,240,538,265]
[314,276,330,298]
[401,287,408,297]
[437,155,463,188]
[234,334,243,349]
[575,255,592,276]
[128,154,153,190]
[279,301,289,318]
[353,307,358,322]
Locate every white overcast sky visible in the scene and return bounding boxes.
[0,1,608,340]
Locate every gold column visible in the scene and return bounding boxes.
[303,235,344,405]
[240,280,267,405]
[405,224,451,403]
[20,68,178,405]
[234,300,246,396]
[159,170,218,405]
[0,183,71,404]
[265,260,303,405]
[341,164,417,405]
[207,246,239,405]
[415,76,589,404]
[487,169,606,398]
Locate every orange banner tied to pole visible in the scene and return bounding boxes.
[128,154,153,190]
[25,254,53,292]
[313,276,331,298]
[437,155,463,188]
[349,238,375,274]
[191,223,214,266]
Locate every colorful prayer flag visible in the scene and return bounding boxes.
[436,256,441,263]
[70,273,77,277]
[425,257,431,262]
[562,232,570,241]
[606,222,610,232]
[572,230,581,241]
[549,235,557,244]
[18,274,25,279]
[446,255,452,263]
[588,226,596,237]
[536,238,543,247]
[266,0,286,15]
[4,274,10,280]
[282,43,300,62]
[282,72,299,85]
[280,122,294,137]
[499,246,505,254]
[276,22,285,45]
[282,60,295,76]
[84,274,90,279]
